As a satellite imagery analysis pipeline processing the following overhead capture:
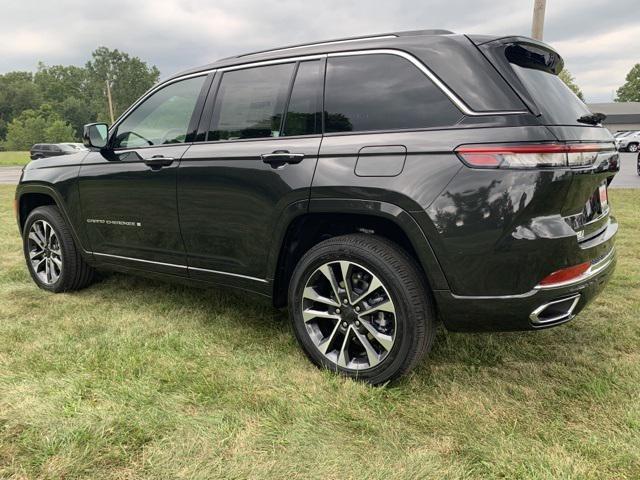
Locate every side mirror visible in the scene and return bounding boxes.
[83,123,109,149]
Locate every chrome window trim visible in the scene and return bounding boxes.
[110,48,527,135]
[326,49,528,117]
[93,251,268,284]
[218,54,325,72]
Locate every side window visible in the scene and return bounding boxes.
[324,54,462,133]
[113,76,206,149]
[208,63,295,141]
[282,60,323,137]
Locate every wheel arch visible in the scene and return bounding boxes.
[16,184,91,259]
[269,198,448,308]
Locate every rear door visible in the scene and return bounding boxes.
[78,74,209,273]
[312,52,464,210]
[178,59,324,289]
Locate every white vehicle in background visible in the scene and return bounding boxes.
[615,130,640,152]
[61,143,88,151]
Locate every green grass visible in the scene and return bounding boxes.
[0,185,639,479]
[0,151,30,166]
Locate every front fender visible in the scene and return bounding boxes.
[16,181,92,259]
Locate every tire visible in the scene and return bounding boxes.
[627,143,638,153]
[288,234,436,385]
[23,205,95,293]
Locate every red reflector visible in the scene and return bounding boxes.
[460,153,501,167]
[538,262,591,286]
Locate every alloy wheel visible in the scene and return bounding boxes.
[27,220,62,285]
[301,261,397,370]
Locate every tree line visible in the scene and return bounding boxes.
[0,47,159,150]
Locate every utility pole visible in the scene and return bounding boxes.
[531,0,547,40]
[105,79,115,124]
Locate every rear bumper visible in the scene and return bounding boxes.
[435,240,617,332]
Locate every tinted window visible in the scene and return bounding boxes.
[209,63,295,141]
[282,60,323,136]
[113,76,205,149]
[324,54,462,133]
[510,64,591,126]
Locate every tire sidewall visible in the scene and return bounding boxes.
[289,241,422,383]
[23,208,70,292]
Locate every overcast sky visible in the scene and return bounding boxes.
[0,0,636,102]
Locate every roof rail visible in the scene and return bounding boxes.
[232,29,455,59]
[236,34,398,58]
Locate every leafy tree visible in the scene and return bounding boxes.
[558,69,584,101]
[45,118,76,143]
[615,64,640,102]
[86,47,160,121]
[3,110,49,150]
[0,47,160,146]
[3,107,75,150]
[0,72,42,140]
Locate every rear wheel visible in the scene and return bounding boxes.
[23,205,95,292]
[288,234,435,384]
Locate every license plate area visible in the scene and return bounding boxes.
[564,180,610,240]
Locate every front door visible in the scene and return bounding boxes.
[78,75,209,274]
[178,60,324,288]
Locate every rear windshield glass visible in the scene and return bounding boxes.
[510,64,591,126]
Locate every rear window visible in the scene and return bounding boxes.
[506,44,591,125]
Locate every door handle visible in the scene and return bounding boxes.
[261,150,305,167]
[143,155,175,169]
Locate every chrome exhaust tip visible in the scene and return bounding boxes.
[530,294,581,326]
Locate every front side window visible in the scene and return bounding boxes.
[208,63,295,141]
[113,76,206,149]
[324,54,462,133]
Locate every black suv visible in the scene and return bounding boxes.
[29,143,80,160]
[15,30,618,384]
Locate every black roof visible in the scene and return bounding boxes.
[166,29,485,81]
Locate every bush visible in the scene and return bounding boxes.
[3,109,76,150]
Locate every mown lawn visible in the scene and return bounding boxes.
[0,185,639,479]
[0,151,30,166]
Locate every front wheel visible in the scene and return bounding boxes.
[288,234,435,385]
[627,143,638,153]
[23,205,95,292]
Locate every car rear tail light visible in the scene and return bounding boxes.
[455,143,612,169]
[537,261,591,287]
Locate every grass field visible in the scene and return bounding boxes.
[0,151,30,166]
[0,185,639,479]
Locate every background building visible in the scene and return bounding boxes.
[588,102,640,133]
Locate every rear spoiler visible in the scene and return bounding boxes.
[467,35,566,116]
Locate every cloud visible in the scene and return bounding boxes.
[0,0,636,102]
